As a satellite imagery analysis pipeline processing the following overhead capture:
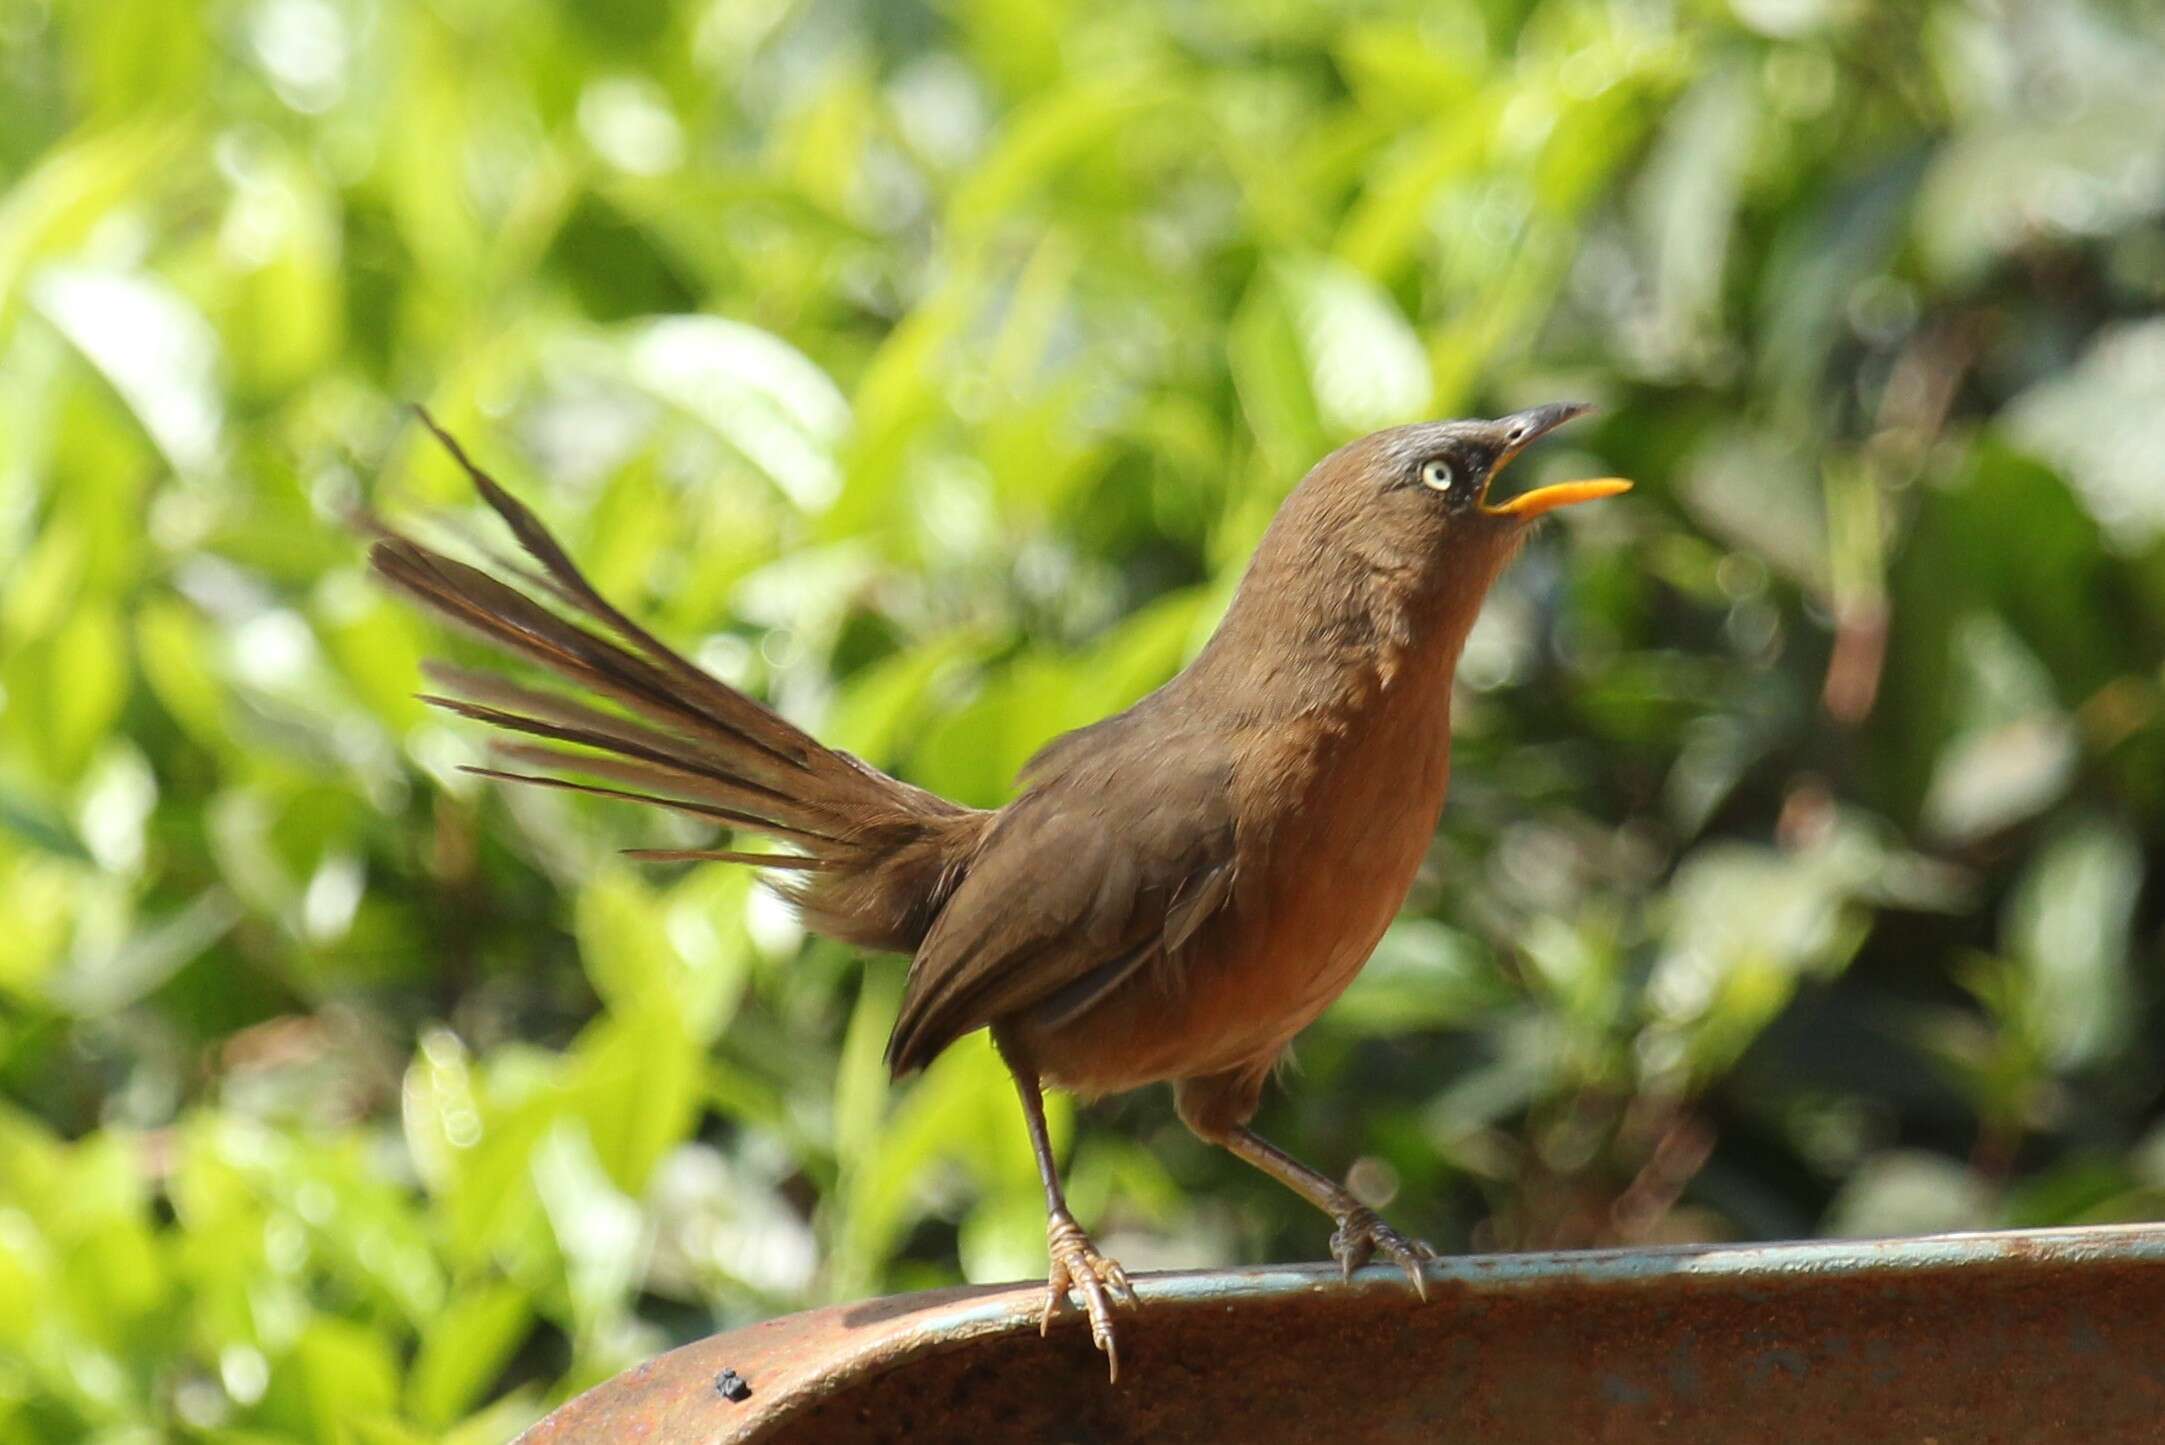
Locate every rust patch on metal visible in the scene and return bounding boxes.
[517,1225,2165,1443]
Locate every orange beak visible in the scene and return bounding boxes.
[1482,476,1632,520]
[1466,404,1630,521]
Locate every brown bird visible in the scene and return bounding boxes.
[370,403,1627,1379]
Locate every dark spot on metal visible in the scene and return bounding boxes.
[1662,1347,1701,1400]
[715,1368,751,1403]
[1754,1346,1810,1380]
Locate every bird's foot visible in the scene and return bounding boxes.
[1330,1205,1440,1301]
[1041,1208,1139,1381]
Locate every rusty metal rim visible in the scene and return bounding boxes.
[517,1222,2165,1443]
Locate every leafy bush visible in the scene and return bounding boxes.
[4,0,2163,1438]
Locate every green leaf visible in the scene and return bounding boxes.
[2005,818,2142,1070]
[824,631,991,763]
[1232,253,1433,468]
[948,79,1158,239]
[407,1281,532,1427]
[1334,920,1508,1033]
[45,888,239,1016]
[1922,615,2077,842]
[134,598,228,747]
[573,869,675,1014]
[295,1318,401,1443]
[31,265,223,475]
[0,122,186,325]
[628,315,849,512]
[531,1121,645,1341]
[6,601,127,782]
[2005,318,2165,550]
[567,996,701,1196]
[574,867,752,1043]
[1823,1151,1994,1238]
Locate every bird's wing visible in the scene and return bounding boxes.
[883,737,1238,1075]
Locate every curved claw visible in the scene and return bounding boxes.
[1330,1206,1440,1301]
[1043,1209,1137,1382]
[1100,1254,1139,1308]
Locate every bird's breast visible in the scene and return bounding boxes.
[1028,655,1457,1096]
[1232,668,1456,1037]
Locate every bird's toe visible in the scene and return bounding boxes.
[1330,1206,1439,1300]
[1044,1209,1135,1381]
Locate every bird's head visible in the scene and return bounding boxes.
[1179,402,1633,703]
[1280,402,1630,598]
[1367,400,1628,528]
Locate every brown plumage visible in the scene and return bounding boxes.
[371,404,1627,1380]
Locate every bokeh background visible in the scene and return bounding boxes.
[6,0,2165,1437]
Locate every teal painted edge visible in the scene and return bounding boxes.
[915,1222,2165,1338]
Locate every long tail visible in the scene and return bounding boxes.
[368,411,985,954]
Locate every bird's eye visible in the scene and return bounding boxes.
[1419,458,1456,493]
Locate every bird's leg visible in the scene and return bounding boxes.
[1178,1070,1439,1294]
[999,1044,1137,1380]
[1218,1126,1440,1299]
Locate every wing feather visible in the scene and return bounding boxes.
[884,739,1238,1074]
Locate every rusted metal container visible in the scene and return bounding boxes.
[518,1223,2165,1442]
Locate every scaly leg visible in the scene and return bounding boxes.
[999,1043,1137,1380]
[1177,1069,1437,1297]
[1219,1126,1439,1297]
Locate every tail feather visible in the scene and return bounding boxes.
[477,741,839,846]
[623,848,830,869]
[456,764,831,846]
[418,663,813,808]
[374,540,809,777]
[370,411,987,956]
[413,411,822,771]
[416,690,824,836]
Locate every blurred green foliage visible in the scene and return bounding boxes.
[5,0,2165,1437]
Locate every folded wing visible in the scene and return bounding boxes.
[884,733,1238,1075]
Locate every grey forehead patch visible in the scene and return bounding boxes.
[1372,419,1484,471]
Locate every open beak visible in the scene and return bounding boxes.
[1485,476,1632,519]
[1477,402,1632,520]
